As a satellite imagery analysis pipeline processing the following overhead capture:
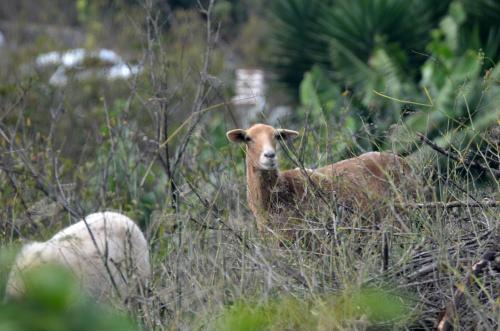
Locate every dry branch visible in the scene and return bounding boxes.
[418,133,500,178]
[398,200,499,209]
[437,250,500,331]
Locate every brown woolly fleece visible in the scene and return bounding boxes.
[228,124,412,240]
[247,151,409,238]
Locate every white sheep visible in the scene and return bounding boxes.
[227,123,411,239]
[5,211,151,302]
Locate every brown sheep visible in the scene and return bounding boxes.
[227,123,411,240]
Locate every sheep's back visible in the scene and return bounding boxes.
[6,212,150,301]
[315,152,411,212]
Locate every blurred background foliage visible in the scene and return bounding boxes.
[269,0,499,163]
[0,262,141,331]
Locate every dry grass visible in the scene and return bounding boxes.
[119,139,498,330]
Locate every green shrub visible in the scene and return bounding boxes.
[212,288,412,331]
[0,264,141,331]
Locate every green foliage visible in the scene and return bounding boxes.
[269,0,331,89]
[0,265,140,331]
[212,297,316,331]
[274,1,499,166]
[0,248,18,298]
[319,0,432,86]
[85,116,167,226]
[0,5,228,230]
[391,2,500,159]
[460,0,500,62]
[268,0,449,153]
[269,0,448,92]
[212,287,412,331]
[269,0,499,92]
[232,14,271,66]
[20,265,81,311]
[213,0,233,24]
[298,66,359,160]
[346,288,411,323]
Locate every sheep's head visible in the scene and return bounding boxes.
[226,123,298,170]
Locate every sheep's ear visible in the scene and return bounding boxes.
[275,129,299,141]
[226,129,248,143]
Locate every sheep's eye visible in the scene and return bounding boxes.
[275,133,284,140]
[244,136,252,143]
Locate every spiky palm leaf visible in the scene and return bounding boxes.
[268,0,497,168]
[318,0,440,88]
[460,0,500,63]
[390,1,500,158]
[269,0,331,90]
[268,0,448,92]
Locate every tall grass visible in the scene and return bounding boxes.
[99,118,495,330]
[0,3,498,330]
[1,105,498,330]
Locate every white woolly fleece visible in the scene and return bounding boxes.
[5,212,150,301]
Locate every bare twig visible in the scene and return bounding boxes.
[437,250,499,331]
[171,0,216,176]
[418,133,500,177]
[398,200,499,209]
